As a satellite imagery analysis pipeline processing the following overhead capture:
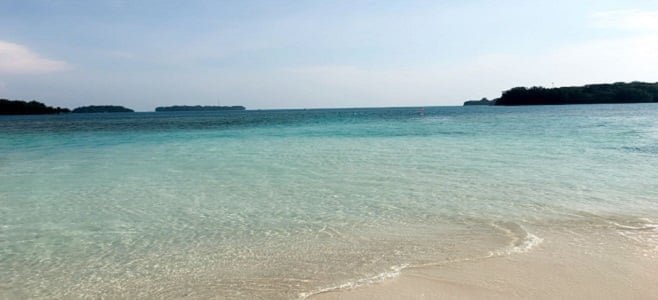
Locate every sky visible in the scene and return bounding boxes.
[1,0,658,111]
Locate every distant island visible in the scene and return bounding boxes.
[72,105,134,113]
[463,98,493,106]
[155,105,246,112]
[2,99,250,115]
[465,81,658,106]
[0,99,70,115]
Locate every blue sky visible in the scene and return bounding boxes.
[1,0,658,110]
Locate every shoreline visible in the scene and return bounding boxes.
[301,223,544,299]
[310,225,658,299]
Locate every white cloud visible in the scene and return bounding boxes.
[0,40,70,74]
[590,9,658,32]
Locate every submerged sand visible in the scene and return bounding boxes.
[312,225,658,299]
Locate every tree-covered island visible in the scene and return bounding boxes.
[1,100,136,115]
[72,105,134,113]
[0,99,70,115]
[464,98,493,106]
[155,105,246,112]
[465,81,658,106]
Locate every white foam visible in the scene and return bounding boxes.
[610,221,657,231]
[490,232,544,256]
[488,222,544,257]
[611,219,658,254]
[298,264,408,299]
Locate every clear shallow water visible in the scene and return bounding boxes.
[1,105,657,298]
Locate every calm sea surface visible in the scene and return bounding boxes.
[1,105,657,298]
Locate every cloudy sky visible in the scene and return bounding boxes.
[1,0,658,110]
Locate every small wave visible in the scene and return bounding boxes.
[490,232,543,256]
[610,221,657,231]
[297,264,408,299]
[610,219,658,254]
[489,222,544,256]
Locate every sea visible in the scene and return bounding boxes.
[1,104,657,298]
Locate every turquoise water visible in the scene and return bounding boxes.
[1,105,657,298]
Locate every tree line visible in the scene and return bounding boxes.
[0,99,70,115]
[0,99,134,115]
[494,82,658,105]
[155,105,246,112]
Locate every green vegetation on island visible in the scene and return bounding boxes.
[72,105,134,113]
[0,99,70,115]
[463,98,493,106]
[466,82,658,106]
[155,105,246,112]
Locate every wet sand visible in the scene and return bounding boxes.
[312,226,658,299]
